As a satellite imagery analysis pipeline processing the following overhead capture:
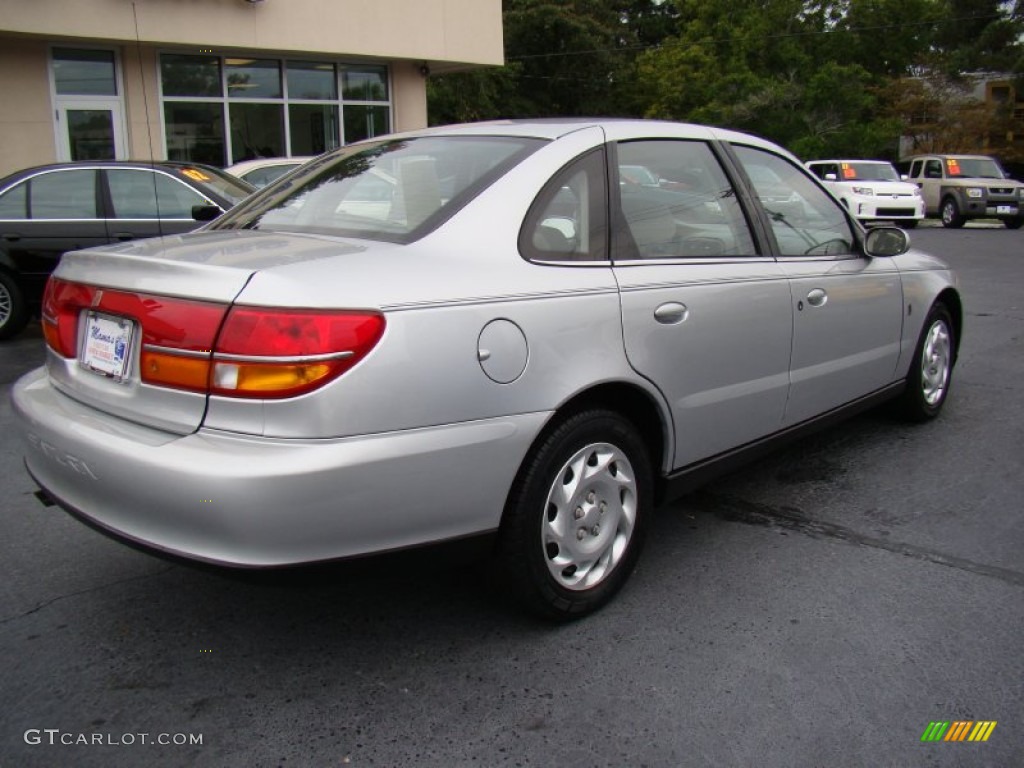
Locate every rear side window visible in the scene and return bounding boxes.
[520,148,608,262]
[733,146,854,257]
[614,140,756,259]
[215,136,543,243]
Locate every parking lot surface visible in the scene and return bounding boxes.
[1,225,1022,767]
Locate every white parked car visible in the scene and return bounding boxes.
[226,157,313,188]
[806,159,924,228]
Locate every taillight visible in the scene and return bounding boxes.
[41,278,384,399]
[210,307,385,398]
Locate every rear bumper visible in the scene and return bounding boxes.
[12,367,547,567]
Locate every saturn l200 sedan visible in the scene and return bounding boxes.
[12,120,961,619]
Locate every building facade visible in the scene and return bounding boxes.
[0,0,503,177]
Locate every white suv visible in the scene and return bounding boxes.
[807,159,924,228]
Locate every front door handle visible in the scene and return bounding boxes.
[654,302,689,325]
[1,233,20,242]
[111,232,136,242]
[806,288,828,307]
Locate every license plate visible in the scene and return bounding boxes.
[996,205,1016,215]
[81,311,134,380]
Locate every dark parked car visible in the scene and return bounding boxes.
[0,161,254,339]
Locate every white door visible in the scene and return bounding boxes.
[55,99,127,162]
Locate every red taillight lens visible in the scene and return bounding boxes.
[42,278,95,357]
[41,279,384,399]
[210,307,385,398]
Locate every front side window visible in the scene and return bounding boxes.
[31,170,97,219]
[213,136,542,243]
[107,170,206,219]
[733,146,854,257]
[615,140,756,259]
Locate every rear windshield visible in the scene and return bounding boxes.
[210,136,544,243]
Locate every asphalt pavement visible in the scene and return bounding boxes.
[1,224,1021,767]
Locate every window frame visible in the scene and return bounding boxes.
[157,53,393,167]
[518,147,610,264]
[725,143,860,261]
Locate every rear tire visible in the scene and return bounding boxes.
[940,197,965,228]
[494,410,652,620]
[1005,217,1023,230]
[0,271,28,341]
[894,303,955,422]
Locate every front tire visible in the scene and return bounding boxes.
[494,410,652,620]
[1005,217,1023,230]
[895,303,955,422]
[941,197,965,228]
[0,271,29,341]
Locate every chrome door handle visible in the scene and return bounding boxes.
[654,302,689,324]
[806,288,828,307]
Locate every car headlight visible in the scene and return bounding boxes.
[966,187,983,198]
[851,186,874,196]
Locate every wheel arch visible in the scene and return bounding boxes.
[511,381,671,507]
[935,288,963,363]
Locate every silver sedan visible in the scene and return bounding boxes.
[12,119,961,619]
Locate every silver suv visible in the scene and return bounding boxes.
[905,154,1024,228]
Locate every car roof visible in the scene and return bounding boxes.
[364,118,783,149]
[0,160,231,185]
[807,159,895,165]
[227,157,313,174]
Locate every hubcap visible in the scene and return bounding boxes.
[921,319,951,406]
[0,282,11,327]
[541,442,637,591]
[942,203,955,225]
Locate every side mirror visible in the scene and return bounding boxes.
[900,174,910,181]
[824,173,838,181]
[191,204,222,222]
[864,226,909,258]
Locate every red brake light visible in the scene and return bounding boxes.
[210,307,386,398]
[41,279,384,399]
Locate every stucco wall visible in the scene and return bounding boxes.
[0,0,503,68]
[0,39,56,176]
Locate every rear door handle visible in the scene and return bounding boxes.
[111,233,136,242]
[2,233,20,242]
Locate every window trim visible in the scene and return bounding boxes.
[518,147,610,265]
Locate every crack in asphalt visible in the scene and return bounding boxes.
[0,565,175,626]
[698,492,1024,589]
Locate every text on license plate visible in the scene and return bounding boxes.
[81,311,134,380]
[996,205,1016,215]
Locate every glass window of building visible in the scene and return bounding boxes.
[160,55,390,166]
[53,48,117,96]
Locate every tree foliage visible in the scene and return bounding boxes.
[427,0,1024,161]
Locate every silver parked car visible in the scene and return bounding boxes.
[12,120,961,619]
